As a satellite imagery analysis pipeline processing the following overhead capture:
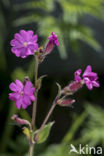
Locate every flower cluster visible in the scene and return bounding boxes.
[9,29,100,152]
[9,30,100,110]
[9,30,59,109]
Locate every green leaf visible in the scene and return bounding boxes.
[34,122,55,144]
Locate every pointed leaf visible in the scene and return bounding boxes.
[37,75,47,90]
[34,121,55,144]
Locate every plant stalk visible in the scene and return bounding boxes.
[35,100,57,141]
[29,144,34,156]
[29,56,39,156]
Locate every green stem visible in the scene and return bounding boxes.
[32,56,38,130]
[29,144,34,156]
[29,56,39,156]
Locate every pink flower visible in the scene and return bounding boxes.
[45,32,59,54]
[83,65,100,90]
[9,80,35,109]
[74,69,82,82]
[74,65,100,90]
[10,30,38,58]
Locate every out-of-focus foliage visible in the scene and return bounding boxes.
[39,104,104,156]
[80,104,104,146]
[0,2,6,70]
[13,0,104,58]
[1,104,104,156]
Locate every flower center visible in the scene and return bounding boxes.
[24,42,28,47]
[20,91,24,95]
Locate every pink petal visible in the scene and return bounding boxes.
[19,47,27,58]
[83,65,92,77]
[16,98,22,109]
[30,95,35,101]
[74,69,82,82]
[14,33,25,43]
[31,35,38,42]
[26,48,34,55]
[27,44,38,54]
[27,30,34,36]
[22,104,28,109]
[85,65,92,72]
[22,95,31,107]
[15,80,23,91]
[9,93,20,101]
[24,81,35,95]
[92,81,100,87]
[10,39,23,48]
[11,47,21,57]
[27,30,34,41]
[9,82,17,92]
[86,82,93,90]
[20,30,27,40]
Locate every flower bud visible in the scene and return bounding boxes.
[38,46,44,53]
[45,32,59,55]
[69,81,83,92]
[11,114,31,128]
[62,86,72,95]
[24,76,30,85]
[57,99,75,107]
[45,41,54,54]
[37,47,46,63]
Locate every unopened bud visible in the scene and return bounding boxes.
[24,76,30,85]
[38,46,44,53]
[37,47,45,63]
[62,86,72,95]
[45,41,54,54]
[11,114,31,128]
[57,99,75,107]
[69,81,83,92]
[45,32,59,54]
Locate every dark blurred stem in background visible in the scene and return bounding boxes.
[0,0,16,153]
[0,103,17,152]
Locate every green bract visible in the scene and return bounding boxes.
[33,121,55,144]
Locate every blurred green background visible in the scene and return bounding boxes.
[0,0,104,155]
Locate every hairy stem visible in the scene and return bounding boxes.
[29,56,39,156]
